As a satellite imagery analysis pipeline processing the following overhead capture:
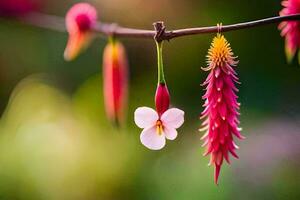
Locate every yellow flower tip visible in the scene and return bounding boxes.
[285,43,295,64]
[207,34,234,67]
[64,32,93,61]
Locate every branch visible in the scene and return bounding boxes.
[10,12,300,41]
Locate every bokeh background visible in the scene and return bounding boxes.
[0,0,300,199]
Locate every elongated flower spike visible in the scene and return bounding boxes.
[200,33,244,184]
[279,0,300,64]
[134,41,184,150]
[64,3,97,61]
[103,38,128,126]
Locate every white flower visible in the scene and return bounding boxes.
[134,107,184,150]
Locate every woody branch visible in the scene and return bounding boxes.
[8,12,300,41]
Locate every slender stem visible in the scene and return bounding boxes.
[156,41,166,84]
[5,12,300,41]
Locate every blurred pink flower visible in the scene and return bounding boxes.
[279,0,300,63]
[64,3,98,61]
[134,107,184,150]
[0,0,39,17]
[200,34,244,184]
[103,41,128,125]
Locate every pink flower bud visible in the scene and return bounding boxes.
[64,3,97,61]
[103,41,128,125]
[155,83,170,116]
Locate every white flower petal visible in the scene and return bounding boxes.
[140,126,166,150]
[164,126,178,140]
[161,108,185,129]
[134,107,158,128]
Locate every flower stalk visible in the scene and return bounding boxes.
[156,41,166,84]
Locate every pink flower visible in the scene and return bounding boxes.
[200,34,244,184]
[135,41,184,150]
[103,40,128,125]
[134,107,184,150]
[279,0,300,63]
[64,3,98,61]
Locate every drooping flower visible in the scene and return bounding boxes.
[279,0,300,64]
[134,107,184,150]
[134,40,184,150]
[64,3,97,61]
[200,34,244,184]
[0,0,39,17]
[103,40,128,125]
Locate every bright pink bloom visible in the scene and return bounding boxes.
[279,0,300,63]
[103,41,128,125]
[200,34,244,184]
[155,83,170,116]
[134,107,184,150]
[0,0,39,17]
[64,3,97,61]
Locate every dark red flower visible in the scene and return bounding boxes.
[155,83,170,116]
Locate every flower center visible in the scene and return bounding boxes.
[156,120,164,135]
[207,34,233,67]
[75,14,91,32]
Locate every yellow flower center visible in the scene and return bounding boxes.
[207,34,233,67]
[156,120,164,135]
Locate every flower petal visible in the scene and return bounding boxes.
[164,126,178,140]
[64,32,92,61]
[161,108,184,129]
[140,126,166,150]
[134,107,158,128]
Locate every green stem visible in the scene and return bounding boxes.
[156,41,166,84]
[108,35,116,44]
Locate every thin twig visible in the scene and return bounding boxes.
[9,12,300,41]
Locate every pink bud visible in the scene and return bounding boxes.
[103,41,128,125]
[64,3,97,61]
[155,83,170,116]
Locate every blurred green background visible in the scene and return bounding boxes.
[0,0,300,199]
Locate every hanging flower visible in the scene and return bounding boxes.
[103,40,128,125]
[134,41,184,150]
[279,0,300,64]
[200,34,244,184]
[134,107,184,150]
[64,3,98,61]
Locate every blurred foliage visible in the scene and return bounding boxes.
[0,0,299,199]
